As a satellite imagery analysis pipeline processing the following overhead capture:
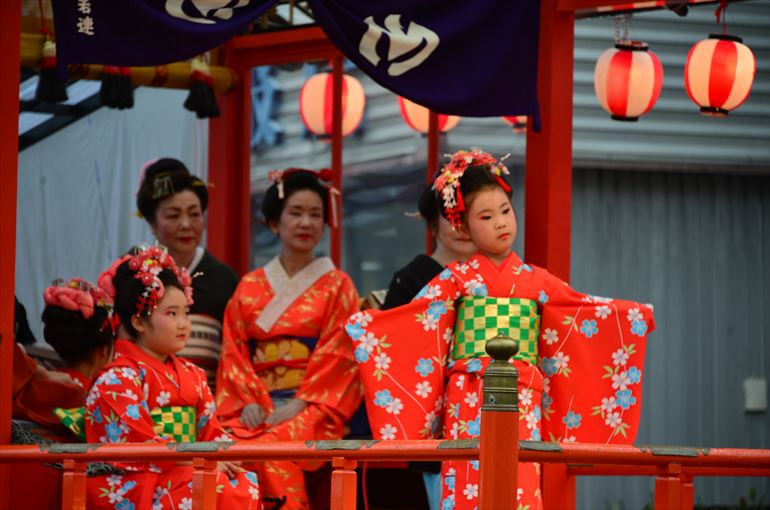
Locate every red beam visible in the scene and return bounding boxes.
[525,0,574,281]
[0,0,21,508]
[330,457,357,510]
[330,55,343,267]
[568,465,770,477]
[426,110,439,253]
[229,27,339,68]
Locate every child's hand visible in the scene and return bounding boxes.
[264,399,307,426]
[239,403,266,429]
[217,461,244,480]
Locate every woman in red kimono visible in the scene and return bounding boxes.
[216,169,362,509]
[345,149,655,510]
[85,246,261,510]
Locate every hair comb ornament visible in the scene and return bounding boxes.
[432,148,511,229]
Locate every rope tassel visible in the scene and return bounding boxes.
[184,56,220,119]
[35,37,68,103]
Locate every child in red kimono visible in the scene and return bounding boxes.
[345,149,655,510]
[85,246,262,510]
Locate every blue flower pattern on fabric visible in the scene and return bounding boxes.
[562,410,582,430]
[354,345,369,364]
[542,394,553,411]
[470,284,488,297]
[533,405,542,420]
[374,389,394,408]
[427,301,447,320]
[345,322,364,341]
[125,404,141,421]
[538,290,549,305]
[92,406,103,424]
[439,268,452,280]
[197,414,209,431]
[522,264,533,272]
[116,500,135,510]
[245,471,258,485]
[466,359,482,373]
[467,416,481,437]
[470,460,479,471]
[626,366,641,384]
[442,495,455,510]
[541,357,557,377]
[580,319,599,338]
[615,389,637,410]
[415,285,430,299]
[105,421,124,443]
[631,319,648,336]
[530,428,541,441]
[416,358,435,377]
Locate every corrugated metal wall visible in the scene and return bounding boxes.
[572,169,770,507]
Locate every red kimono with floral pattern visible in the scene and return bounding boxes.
[216,257,362,509]
[84,339,261,510]
[345,252,654,510]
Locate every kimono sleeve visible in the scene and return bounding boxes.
[538,272,655,445]
[345,269,459,440]
[215,280,273,426]
[296,272,362,423]
[193,365,231,443]
[85,365,174,471]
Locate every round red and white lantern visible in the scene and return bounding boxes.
[594,41,664,121]
[398,96,460,134]
[501,115,527,134]
[299,72,366,138]
[684,34,756,117]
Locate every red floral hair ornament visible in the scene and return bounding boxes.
[267,167,341,228]
[45,277,117,332]
[98,245,194,319]
[431,148,511,229]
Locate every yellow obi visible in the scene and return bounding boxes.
[453,297,540,366]
[250,337,316,392]
[150,406,197,442]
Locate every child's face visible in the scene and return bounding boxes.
[133,286,191,360]
[463,186,517,262]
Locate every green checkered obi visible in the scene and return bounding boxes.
[150,406,197,443]
[453,297,540,365]
[55,406,86,441]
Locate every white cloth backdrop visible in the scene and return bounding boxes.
[16,87,208,342]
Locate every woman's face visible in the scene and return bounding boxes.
[151,190,204,262]
[463,186,517,262]
[272,189,325,255]
[435,215,476,261]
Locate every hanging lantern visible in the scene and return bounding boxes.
[398,97,460,134]
[501,115,527,134]
[684,34,756,117]
[594,41,663,121]
[299,72,366,138]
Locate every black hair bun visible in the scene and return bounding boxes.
[136,158,208,222]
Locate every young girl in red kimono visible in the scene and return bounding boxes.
[345,149,655,510]
[216,169,362,509]
[85,246,262,510]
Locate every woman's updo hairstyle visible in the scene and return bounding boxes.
[136,158,208,223]
[261,169,331,225]
[417,184,441,231]
[111,259,185,338]
[42,305,113,365]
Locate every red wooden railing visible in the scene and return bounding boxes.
[2,336,768,510]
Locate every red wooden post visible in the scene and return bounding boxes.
[654,463,683,510]
[61,459,86,510]
[680,474,694,510]
[330,54,344,268]
[479,335,519,509]
[207,58,252,276]
[425,110,440,253]
[524,0,575,282]
[330,456,357,510]
[192,457,218,510]
[0,0,21,507]
[542,463,576,510]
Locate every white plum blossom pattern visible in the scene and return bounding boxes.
[542,328,558,345]
[416,381,433,398]
[379,424,397,440]
[595,305,612,319]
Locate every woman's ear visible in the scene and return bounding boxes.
[267,220,279,236]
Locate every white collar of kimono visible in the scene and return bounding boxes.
[186,246,205,273]
[256,255,335,333]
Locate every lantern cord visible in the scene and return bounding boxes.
[715,0,729,34]
[613,13,632,44]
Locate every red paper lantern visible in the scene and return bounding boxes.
[398,96,460,134]
[594,41,663,121]
[501,115,527,134]
[684,34,756,117]
[299,72,366,137]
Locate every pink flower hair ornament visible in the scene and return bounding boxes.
[431,148,511,229]
[98,245,194,319]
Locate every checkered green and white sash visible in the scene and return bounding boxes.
[453,297,540,365]
[150,406,197,443]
